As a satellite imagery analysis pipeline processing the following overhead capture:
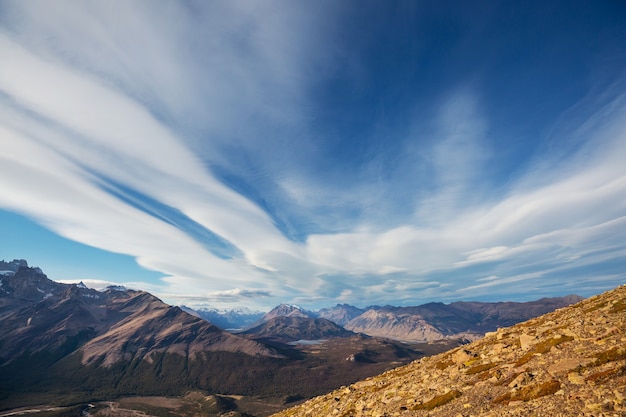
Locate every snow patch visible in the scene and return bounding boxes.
[105,285,128,292]
[0,270,15,277]
[81,293,100,299]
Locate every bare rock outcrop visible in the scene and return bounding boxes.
[273,285,626,416]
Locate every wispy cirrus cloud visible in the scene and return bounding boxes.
[0,1,625,309]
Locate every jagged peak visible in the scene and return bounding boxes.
[104,284,129,292]
[0,259,29,272]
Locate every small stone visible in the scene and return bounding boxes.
[491,343,506,354]
[509,372,532,388]
[519,333,536,350]
[568,372,585,385]
[548,358,593,374]
[453,349,473,365]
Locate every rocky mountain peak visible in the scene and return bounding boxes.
[242,315,355,342]
[318,304,365,326]
[0,258,29,273]
[0,263,60,302]
[272,284,626,416]
[263,303,315,320]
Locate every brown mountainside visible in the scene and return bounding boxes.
[0,265,279,368]
[78,291,281,367]
[241,316,355,342]
[273,285,626,417]
[344,296,583,342]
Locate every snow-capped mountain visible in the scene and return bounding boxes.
[180,305,264,329]
[0,259,432,411]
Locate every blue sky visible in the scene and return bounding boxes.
[1,1,625,310]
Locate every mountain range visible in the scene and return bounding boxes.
[180,305,264,330]
[0,259,585,416]
[230,293,582,343]
[273,284,626,416]
[0,260,438,415]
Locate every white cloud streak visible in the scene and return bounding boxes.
[0,1,625,308]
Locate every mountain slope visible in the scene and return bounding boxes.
[345,309,448,342]
[272,284,626,416]
[241,316,355,342]
[0,261,442,413]
[0,262,294,409]
[78,291,281,367]
[181,305,264,329]
[317,304,365,326]
[344,296,583,342]
[0,263,279,369]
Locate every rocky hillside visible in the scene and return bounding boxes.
[273,284,626,417]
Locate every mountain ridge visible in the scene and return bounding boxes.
[0,260,443,413]
[272,284,626,416]
[241,316,356,342]
[0,259,591,415]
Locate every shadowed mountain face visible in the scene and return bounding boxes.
[0,260,588,416]
[272,285,626,417]
[0,261,441,414]
[0,264,278,369]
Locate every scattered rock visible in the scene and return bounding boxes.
[519,333,535,350]
[272,285,626,417]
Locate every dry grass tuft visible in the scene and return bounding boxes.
[515,335,574,366]
[592,347,626,367]
[493,380,561,404]
[466,361,499,375]
[413,390,462,410]
[609,298,626,313]
[585,365,626,383]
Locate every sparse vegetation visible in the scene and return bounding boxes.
[585,365,626,383]
[493,380,561,404]
[465,361,499,375]
[412,390,462,410]
[591,346,626,367]
[609,298,626,313]
[273,285,626,417]
[515,335,574,366]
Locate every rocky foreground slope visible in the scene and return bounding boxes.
[273,284,626,417]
